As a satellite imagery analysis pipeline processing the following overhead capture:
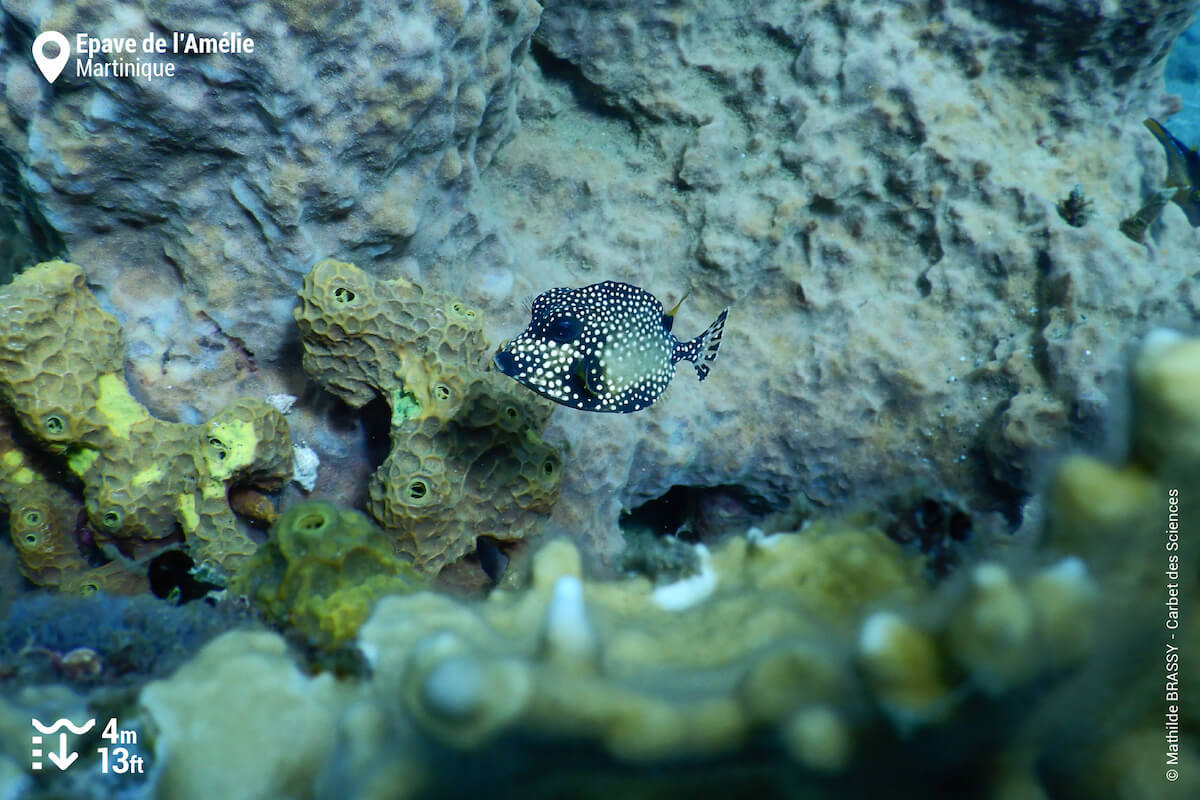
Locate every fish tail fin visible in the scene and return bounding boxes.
[672,308,728,382]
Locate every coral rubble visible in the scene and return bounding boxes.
[0,261,292,582]
[294,259,562,575]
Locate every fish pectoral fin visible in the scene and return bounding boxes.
[579,355,604,397]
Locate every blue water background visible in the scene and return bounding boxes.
[1167,14,1200,145]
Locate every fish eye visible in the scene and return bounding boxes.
[547,316,581,342]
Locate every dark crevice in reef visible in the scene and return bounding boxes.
[807,195,841,217]
[980,474,1028,532]
[882,494,975,578]
[148,549,220,604]
[360,394,393,490]
[915,269,933,298]
[529,40,639,130]
[620,483,778,541]
[474,535,509,583]
[621,483,778,584]
[3,12,36,50]
[0,18,68,285]
[970,393,1034,533]
[0,147,69,286]
[1029,248,1061,392]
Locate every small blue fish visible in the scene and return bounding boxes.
[1145,118,1200,226]
[493,281,728,413]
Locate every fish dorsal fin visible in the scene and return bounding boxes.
[663,290,691,332]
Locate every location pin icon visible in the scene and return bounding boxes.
[32,32,70,84]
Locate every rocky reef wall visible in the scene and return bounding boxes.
[2,0,1198,565]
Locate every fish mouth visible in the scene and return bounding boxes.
[492,348,517,376]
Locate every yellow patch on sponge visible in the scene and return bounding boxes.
[177,494,200,534]
[96,373,152,438]
[205,418,259,480]
[66,446,99,477]
[132,465,165,487]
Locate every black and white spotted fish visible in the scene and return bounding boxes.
[492,281,728,413]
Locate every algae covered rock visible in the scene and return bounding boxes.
[140,631,346,800]
[134,513,1121,797]
[350,522,1101,776]
[358,524,929,762]
[230,501,425,648]
[0,261,293,581]
[1131,328,1200,474]
[294,258,562,575]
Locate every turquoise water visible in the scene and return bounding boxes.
[1167,14,1200,145]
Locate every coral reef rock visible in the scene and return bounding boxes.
[3,0,1198,567]
[0,0,541,383]
[294,259,562,575]
[490,0,1200,564]
[0,261,292,581]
